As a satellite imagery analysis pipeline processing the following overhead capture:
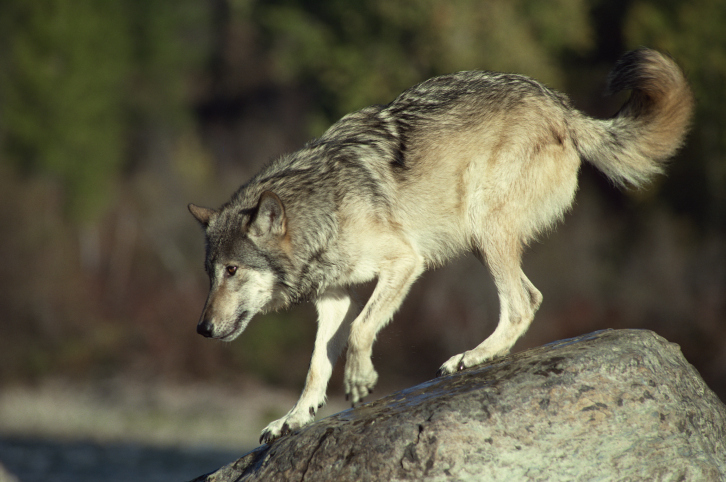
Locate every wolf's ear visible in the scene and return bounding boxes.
[188,204,217,228]
[250,191,286,238]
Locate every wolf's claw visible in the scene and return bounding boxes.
[344,352,378,405]
[259,402,320,444]
[259,431,274,445]
[259,421,293,444]
[438,352,472,376]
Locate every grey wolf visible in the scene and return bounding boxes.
[188,48,693,444]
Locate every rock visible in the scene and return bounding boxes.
[190,329,726,481]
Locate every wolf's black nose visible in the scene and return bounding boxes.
[197,320,214,338]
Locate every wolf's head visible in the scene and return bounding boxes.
[189,191,290,341]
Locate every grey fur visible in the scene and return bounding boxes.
[189,48,693,444]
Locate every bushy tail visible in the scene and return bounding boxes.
[574,48,694,188]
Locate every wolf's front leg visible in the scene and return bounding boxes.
[344,255,424,404]
[260,287,357,444]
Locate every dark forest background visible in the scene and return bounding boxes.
[0,0,724,401]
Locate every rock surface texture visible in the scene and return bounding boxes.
[190,329,726,481]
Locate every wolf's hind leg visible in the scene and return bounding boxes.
[260,286,357,444]
[438,236,542,375]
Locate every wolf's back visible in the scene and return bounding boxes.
[573,49,694,188]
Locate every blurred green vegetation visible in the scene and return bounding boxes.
[232,311,315,386]
[254,0,593,131]
[0,0,208,223]
[0,0,724,398]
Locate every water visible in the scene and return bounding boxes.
[0,436,244,482]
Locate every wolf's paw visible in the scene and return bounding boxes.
[259,403,321,444]
[436,353,467,377]
[344,353,378,405]
[436,349,500,377]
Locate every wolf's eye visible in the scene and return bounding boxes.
[225,266,238,276]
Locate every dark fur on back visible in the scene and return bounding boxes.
[208,51,692,305]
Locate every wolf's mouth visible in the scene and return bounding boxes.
[219,310,250,341]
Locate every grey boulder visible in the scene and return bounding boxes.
[191,329,726,481]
